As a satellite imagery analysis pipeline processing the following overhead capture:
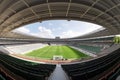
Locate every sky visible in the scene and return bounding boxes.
[13,20,104,38]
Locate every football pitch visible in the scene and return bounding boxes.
[25,45,88,60]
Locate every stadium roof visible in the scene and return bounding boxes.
[0,0,120,37]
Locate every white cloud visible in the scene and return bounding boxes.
[51,28,55,31]
[31,26,54,38]
[57,27,62,30]
[13,26,54,38]
[48,23,53,26]
[12,20,104,39]
[13,27,30,33]
[61,23,69,27]
[60,30,81,38]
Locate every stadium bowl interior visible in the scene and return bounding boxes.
[0,0,120,80]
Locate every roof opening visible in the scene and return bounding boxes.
[13,20,104,39]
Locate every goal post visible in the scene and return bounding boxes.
[53,55,63,60]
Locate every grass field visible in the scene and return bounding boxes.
[25,45,88,60]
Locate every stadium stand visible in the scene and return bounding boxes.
[98,64,120,80]
[1,0,120,80]
[62,48,120,80]
[0,74,5,80]
[70,46,97,57]
[0,65,16,80]
[69,36,114,55]
[76,44,103,53]
[107,67,120,80]
[116,76,120,80]
[0,52,56,80]
[3,43,47,54]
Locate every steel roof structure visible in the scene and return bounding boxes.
[0,0,120,38]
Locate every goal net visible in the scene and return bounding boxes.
[53,55,63,60]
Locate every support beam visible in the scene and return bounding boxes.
[66,0,71,17]
[21,0,39,18]
[8,8,16,13]
[93,3,120,20]
[47,0,52,17]
[80,0,100,18]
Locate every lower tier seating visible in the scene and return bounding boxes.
[62,48,120,80]
[0,70,13,80]
[108,67,120,80]
[77,44,103,53]
[0,74,6,80]
[0,53,56,80]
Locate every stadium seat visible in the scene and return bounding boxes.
[0,53,56,80]
[62,48,120,80]
[0,74,6,80]
[77,44,103,53]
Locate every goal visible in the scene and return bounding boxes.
[53,55,63,60]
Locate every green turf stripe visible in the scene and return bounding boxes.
[24,45,89,60]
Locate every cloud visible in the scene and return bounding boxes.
[13,27,30,33]
[12,20,104,39]
[60,30,81,38]
[31,26,54,38]
[13,26,54,38]
[61,23,69,27]
[48,23,53,26]
[57,27,62,30]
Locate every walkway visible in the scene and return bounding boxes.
[48,64,70,80]
[116,75,120,80]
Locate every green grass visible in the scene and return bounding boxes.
[25,45,89,60]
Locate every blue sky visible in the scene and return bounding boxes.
[13,20,104,38]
